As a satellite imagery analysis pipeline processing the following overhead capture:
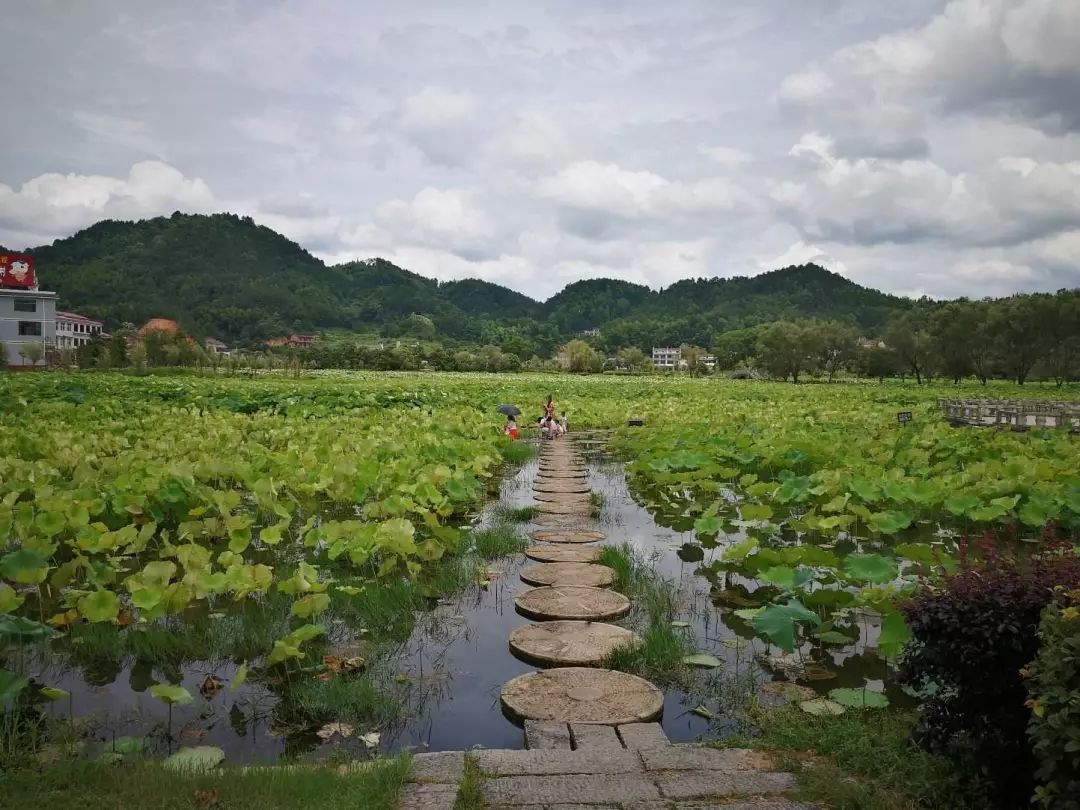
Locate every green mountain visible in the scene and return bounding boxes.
[14,212,911,350]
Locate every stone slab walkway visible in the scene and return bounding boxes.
[399,722,815,809]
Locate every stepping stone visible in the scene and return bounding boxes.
[569,724,623,750]
[524,545,601,563]
[520,562,615,588]
[529,529,605,543]
[515,586,630,621]
[616,722,669,749]
[536,502,592,515]
[533,482,591,494]
[533,491,590,504]
[500,667,664,725]
[531,514,591,528]
[523,720,571,750]
[534,472,588,481]
[509,621,635,666]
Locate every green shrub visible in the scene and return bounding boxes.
[1027,587,1080,810]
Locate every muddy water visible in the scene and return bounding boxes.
[17,434,894,763]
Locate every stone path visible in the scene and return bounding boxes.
[399,721,813,809]
[399,435,814,809]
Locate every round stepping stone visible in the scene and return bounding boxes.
[531,529,605,542]
[520,562,615,588]
[524,545,601,563]
[531,514,590,528]
[537,502,592,515]
[533,482,591,494]
[501,667,663,724]
[515,586,630,621]
[509,621,636,666]
[533,491,591,504]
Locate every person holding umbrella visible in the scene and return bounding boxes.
[497,404,521,440]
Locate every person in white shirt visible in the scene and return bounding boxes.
[560,412,568,434]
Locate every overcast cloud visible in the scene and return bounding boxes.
[2,0,1078,300]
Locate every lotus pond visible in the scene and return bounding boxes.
[1,371,1077,771]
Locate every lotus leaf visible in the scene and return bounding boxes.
[163,745,225,772]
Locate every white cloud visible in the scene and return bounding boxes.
[376,187,498,258]
[0,161,216,247]
[537,160,751,235]
[777,133,1080,247]
[779,0,1080,135]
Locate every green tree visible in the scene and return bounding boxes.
[884,310,936,384]
[558,339,602,373]
[757,321,819,383]
[679,344,708,377]
[616,346,649,371]
[18,341,45,366]
[812,321,858,382]
[1040,290,1080,386]
[990,295,1045,385]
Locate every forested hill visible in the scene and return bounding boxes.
[13,212,908,347]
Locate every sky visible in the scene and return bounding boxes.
[2,0,1079,301]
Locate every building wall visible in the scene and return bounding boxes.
[56,315,103,349]
[0,289,57,365]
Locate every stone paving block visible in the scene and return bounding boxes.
[471,748,642,776]
[398,782,458,810]
[409,751,465,784]
[640,746,772,772]
[569,723,623,751]
[673,802,817,810]
[480,773,661,805]
[656,771,797,800]
[525,720,572,750]
[617,722,670,749]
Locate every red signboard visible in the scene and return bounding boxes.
[0,254,35,289]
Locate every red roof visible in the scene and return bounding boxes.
[139,318,180,335]
[56,310,102,326]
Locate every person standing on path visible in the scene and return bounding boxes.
[544,394,555,421]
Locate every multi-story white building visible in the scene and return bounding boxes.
[652,346,681,369]
[55,310,104,350]
[1,288,57,366]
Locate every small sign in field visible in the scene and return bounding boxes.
[897,411,912,424]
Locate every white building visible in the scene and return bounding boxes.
[55,311,104,350]
[701,354,717,370]
[204,338,231,355]
[652,346,681,369]
[1,288,57,366]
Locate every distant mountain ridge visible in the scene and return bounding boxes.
[7,212,909,347]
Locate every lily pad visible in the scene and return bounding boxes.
[163,745,225,772]
[799,698,846,716]
[149,684,193,706]
[682,653,723,668]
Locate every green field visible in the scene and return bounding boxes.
[1,371,1078,801]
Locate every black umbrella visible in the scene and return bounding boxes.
[497,404,521,417]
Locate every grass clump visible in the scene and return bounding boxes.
[499,441,535,464]
[453,755,485,809]
[470,523,527,559]
[588,491,607,520]
[605,623,691,683]
[491,504,539,523]
[0,756,411,810]
[720,707,968,810]
[599,543,691,684]
[287,672,404,728]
